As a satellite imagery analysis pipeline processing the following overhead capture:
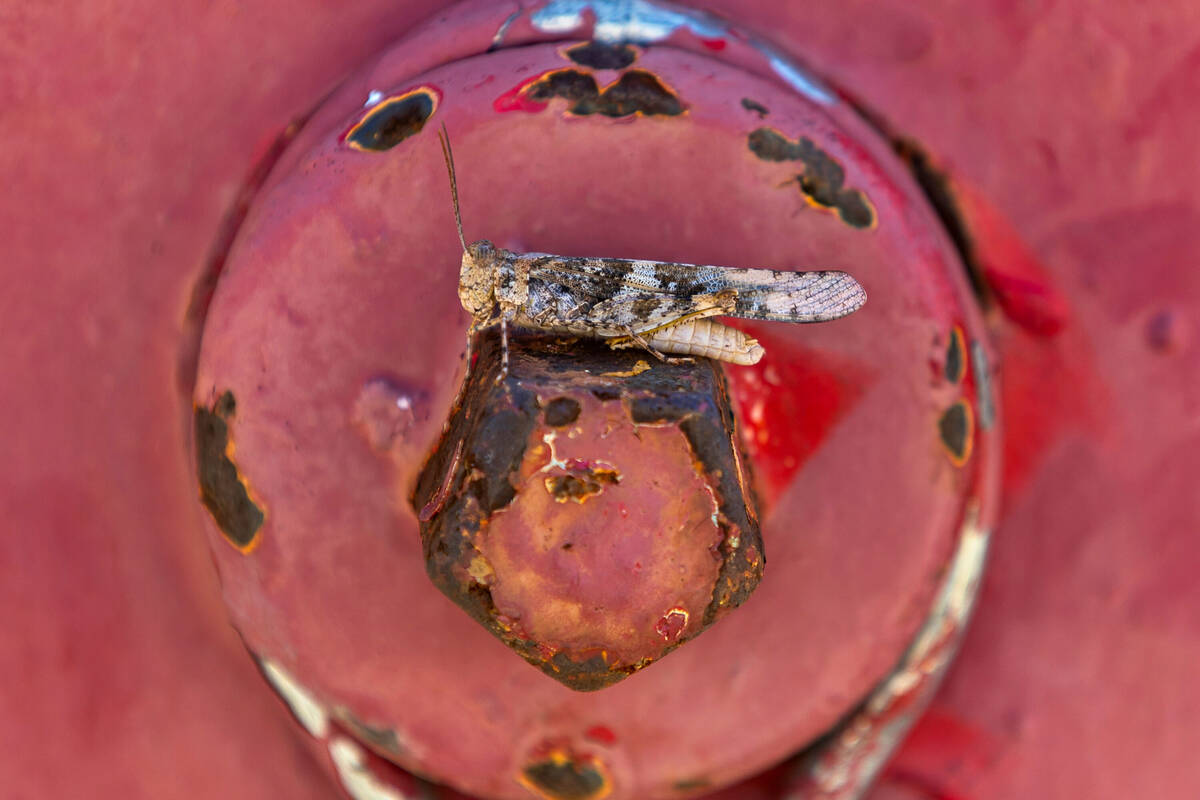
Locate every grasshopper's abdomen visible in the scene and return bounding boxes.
[613,319,765,365]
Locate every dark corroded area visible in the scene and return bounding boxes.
[938,400,974,466]
[194,391,264,551]
[741,97,770,117]
[543,396,582,427]
[891,137,989,300]
[545,468,619,503]
[521,752,610,800]
[344,89,436,152]
[527,69,685,117]
[564,40,638,70]
[748,127,876,229]
[945,325,966,384]
[411,332,762,690]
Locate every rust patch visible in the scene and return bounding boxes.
[194,391,265,552]
[520,749,612,800]
[945,325,966,384]
[503,68,686,118]
[413,333,762,691]
[747,127,876,229]
[938,400,974,467]
[563,41,638,70]
[344,87,439,152]
[740,97,769,117]
[544,467,620,503]
[544,396,582,427]
[601,359,650,378]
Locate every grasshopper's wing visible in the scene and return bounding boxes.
[713,268,867,322]
[528,256,865,328]
[585,290,736,334]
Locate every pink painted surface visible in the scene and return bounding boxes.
[191,33,988,796]
[2,3,1196,800]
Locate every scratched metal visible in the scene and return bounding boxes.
[522,0,836,104]
[783,506,992,799]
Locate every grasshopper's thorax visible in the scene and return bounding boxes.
[459,240,499,319]
[492,249,529,312]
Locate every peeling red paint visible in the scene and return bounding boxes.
[493,71,555,113]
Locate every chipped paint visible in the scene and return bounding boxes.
[937,400,974,467]
[945,326,966,384]
[527,0,833,104]
[342,87,440,152]
[792,506,991,798]
[364,90,384,108]
[495,68,685,117]
[329,737,414,800]
[741,97,770,118]
[544,466,621,503]
[259,657,330,739]
[748,127,876,229]
[972,340,996,431]
[194,391,265,553]
[654,606,689,642]
[519,746,613,800]
[563,40,639,70]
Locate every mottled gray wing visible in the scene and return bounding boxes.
[529,257,866,324]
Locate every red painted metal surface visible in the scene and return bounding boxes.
[2,2,1197,799]
[189,15,992,794]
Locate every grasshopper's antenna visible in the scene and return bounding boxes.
[437,124,467,251]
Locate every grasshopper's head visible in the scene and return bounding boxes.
[459,239,497,320]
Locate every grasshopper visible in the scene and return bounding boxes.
[438,127,866,370]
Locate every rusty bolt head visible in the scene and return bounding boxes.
[411,331,763,690]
